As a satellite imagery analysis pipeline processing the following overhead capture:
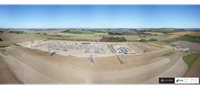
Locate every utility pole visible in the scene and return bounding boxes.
[90,44,94,65]
[47,44,51,57]
[75,43,77,53]
[131,36,132,42]
[121,51,124,63]
[98,44,99,52]
[97,36,99,43]
[180,40,182,47]
[31,40,33,51]
[125,31,126,36]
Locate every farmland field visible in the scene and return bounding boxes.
[65,31,105,35]
[164,39,178,43]
[187,32,200,36]
[166,31,192,39]
[23,29,65,35]
[158,34,173,37]
[81,31,95,34]
[164,34,200,43]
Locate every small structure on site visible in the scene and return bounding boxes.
[175,46,190,52]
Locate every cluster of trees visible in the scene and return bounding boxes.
[108,32,124,35]
[35,32,47,35]
[60,30,70,33]
[175,29,187,31]
[139,39,147,42]
[149,39,158,41]
[163,32,168,34]
[107,31,134,35]
[134,33,157,36]
[100,36,126,42]
[139,38,158,42]
[10,31,24,34]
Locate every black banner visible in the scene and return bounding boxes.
[159,78,175,84]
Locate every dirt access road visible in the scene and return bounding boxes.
[0,56,22,84]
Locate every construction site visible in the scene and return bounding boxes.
[16,39,172,59]
[1,35,197,84]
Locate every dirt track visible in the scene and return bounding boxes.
[0,57,22,84]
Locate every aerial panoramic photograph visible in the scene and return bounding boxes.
[0,3,200,86]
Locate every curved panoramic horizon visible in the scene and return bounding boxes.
[0,5,200,28]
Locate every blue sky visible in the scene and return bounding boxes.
[0,5,200,28]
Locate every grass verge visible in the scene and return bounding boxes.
[0,55,4,59]
[163,51,175,56]
[12,43,20,46]
[182,53,200,69]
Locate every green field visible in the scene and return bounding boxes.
[11,31,24,34]
[164,39,178,43]
[164,34,200,43]
[163,51,175,56]
[183,53,200,68]
[87,30,106,33]
[81,31,95,34]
